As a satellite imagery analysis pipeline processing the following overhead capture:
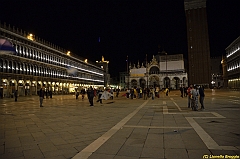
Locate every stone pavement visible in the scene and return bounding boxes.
[0,89,240,159]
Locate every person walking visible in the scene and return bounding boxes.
[75,91,79,99]
[110,88,114,100]
[143,88,147,100]
[190,85,199,111]
[81,88,86,100]
[184,86,188,97]
[116,88,120,97]
[96,89,103,104]
[151,88,155,100]
[39,88,44,107]
[14,90,18,102]
[180,86,184,97]
[187,85,193,108]
[199,85,205,110]
[165,87,169,96]
[87,87,94,106]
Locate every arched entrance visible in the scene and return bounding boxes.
[131,79,137,88]
[139,78,146,88]
[163,77,170,88]
[149,75,159,88]
[173,77,180,89]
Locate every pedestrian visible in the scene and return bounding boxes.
[130,88,134,99]
[139,88,143,98]
[110,88,114,100]
[39,88,44,107]
[143,88,147,100]
[151,88,155,100]
[199,85,205,110]
[75,91,79,99]
[14,90,18,102]
[180,86,184,97]
[46,89,49,98]
[49,90,52,98]
[187,85,193,108]
[96,89,103,104]
[126,89,130,98]
[116,88,120,97]
[87,87,94,106]
[165,87,169,96]
[81,88,86,100]
[190,85,199,111]
[183,87,187,97]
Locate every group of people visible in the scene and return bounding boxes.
[125,87,170,100]
[74,87,114,107]
[186,84,205,111]
[38,88,53,107]
[37,85,205,110]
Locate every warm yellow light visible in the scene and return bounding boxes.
[27,33,34,41]
[85,59,88,63]
[67,51,71,56]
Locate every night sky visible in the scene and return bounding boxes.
[1,0,239,77]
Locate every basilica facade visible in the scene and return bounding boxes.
[127,54,188,90]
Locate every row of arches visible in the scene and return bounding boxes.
[13,43,102,75]
[0,78,102,98]
[0,58,103,82]
[130,76,188,89]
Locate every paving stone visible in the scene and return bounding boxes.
[38,142,58,152]
[165,148,188,159]
[117,146,142,157]
[141,147,164,158]
[1,91,240,159]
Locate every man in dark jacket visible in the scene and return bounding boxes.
[87,87,94,106]
[39,88,44,107]
[199,85,205,110]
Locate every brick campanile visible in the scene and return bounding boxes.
[184,0,211,86]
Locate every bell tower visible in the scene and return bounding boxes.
[184,0,211,86]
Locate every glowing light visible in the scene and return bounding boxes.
[67,51,71,56]
[27,33,34,41]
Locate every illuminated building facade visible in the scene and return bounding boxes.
[184,0,211,86]
[127,54,188,89]
[0,23,105,98]
[225,36,240,89]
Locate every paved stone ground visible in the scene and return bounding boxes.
[0,89,239,159]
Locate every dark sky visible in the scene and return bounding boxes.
[1,0,239,77]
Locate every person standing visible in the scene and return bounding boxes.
[180,87,184,98]
[81,88,85,100]
[39,88,44,107]
[116,88,120,97]
[110,88,114,100]
[87,87,94,106]
[151,88,155,100]
[190,85,199,111]
[126,89,130,98]
[75,91,79,99]
[184,86,188,97]
[165,87,169,96]
[14,90,18,102]
[199,85,205,110]
[49,90,52,98]
[187,85,193,108]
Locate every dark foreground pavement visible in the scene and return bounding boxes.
[0,89,240,159]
